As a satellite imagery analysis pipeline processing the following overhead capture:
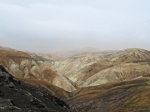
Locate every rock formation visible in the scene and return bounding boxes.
[0,65,69,112]
[0,50,76,92]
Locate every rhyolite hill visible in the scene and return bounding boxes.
[0,46,150,112]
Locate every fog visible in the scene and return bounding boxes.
[0,0,150,53]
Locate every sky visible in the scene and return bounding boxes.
[0,0,150,53]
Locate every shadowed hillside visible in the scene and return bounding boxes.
[19,78,70,101]
[0,65,69,112]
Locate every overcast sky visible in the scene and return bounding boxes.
[0,0,150,53]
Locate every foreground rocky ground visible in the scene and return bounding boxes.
[0,65,69,112]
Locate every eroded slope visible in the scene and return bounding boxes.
[68,48,150,87]
[51,51,115,83]
[0,50,76,92]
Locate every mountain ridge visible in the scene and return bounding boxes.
[0,49,76,92]
[51,48,150,87]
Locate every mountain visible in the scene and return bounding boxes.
[67,78,150,112]
[1,46,150,112]
[51,52,113,78]
[84,63,150,87]
[50,50,118,86]
[53,47,103,59]
[80,48,150,87]
[0,49,76,92]
[0,65,69,112]
[52,48,150,87]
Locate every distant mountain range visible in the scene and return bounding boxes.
[53,47,106,59]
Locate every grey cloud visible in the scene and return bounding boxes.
[0,0,150,52]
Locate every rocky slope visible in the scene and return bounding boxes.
[0,65,69,112]
[68,78,150,112]
[51,51,116,82]
[83,63,150,87]
[63,48,150,87]
[83,48,150,79]
[19,78,70,101]
[0,50,76,92]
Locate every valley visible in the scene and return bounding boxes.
[0,46,150,112]
[1,0,149,111]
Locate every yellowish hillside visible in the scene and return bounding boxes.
[0,50,76,92]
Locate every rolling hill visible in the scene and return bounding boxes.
[0,49,76,92]
[51,51,117,84]
[1,46,150,112]
[60,48,150,87]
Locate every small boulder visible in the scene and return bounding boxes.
[9,82,15,88]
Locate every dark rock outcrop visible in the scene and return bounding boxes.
[0,65,69,112]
